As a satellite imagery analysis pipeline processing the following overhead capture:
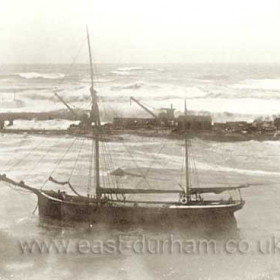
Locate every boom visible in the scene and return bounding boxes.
[54,93,80,120]
[130,97,158,119]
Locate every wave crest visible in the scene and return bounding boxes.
[111,82,144,91]
[111,66,164,76]
[18,72,65,80]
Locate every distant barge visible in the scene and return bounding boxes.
[1,105,280,141]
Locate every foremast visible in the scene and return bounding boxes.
[86,26,101,200]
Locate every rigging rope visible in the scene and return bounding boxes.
[87,133,94,196]
[49,176,82,197]
[1,136,31,171]
[134,142,166,189]
[55,37,87,89]
[6,137,46,172]
[22,137,62,180]
[69,138,85,180]
[40,137,79,189]
[90,53,128,200]
[104,101,184,194]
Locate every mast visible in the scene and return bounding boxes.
[86,25,101,199]
[87,25,94,89]
[184,99,190,201]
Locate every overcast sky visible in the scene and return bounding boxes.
[1,0,280,64]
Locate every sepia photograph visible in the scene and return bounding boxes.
[0,0,280,279]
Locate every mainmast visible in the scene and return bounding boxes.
[184,99,190,202]
[86,25,101,199]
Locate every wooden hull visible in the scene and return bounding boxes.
[37,191,243,230]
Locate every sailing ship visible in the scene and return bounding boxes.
[0,28,249,229]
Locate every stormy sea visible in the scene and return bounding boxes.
[1,63,280,279]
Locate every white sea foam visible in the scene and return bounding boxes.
[110,81,144,90]
[117,66,144,71]
[81,78,113,83]
[18,72,65,80]
[0,99,25,108]
[116,66,165,72]
[104,82,208,99]
[231,79,280,90]
[5,119,80,130]
[2,65,280,122]
[196,161,280,177]
[111,66,164,76]
[162,97,280,117]
[111,70,132,76]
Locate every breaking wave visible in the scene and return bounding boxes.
[111,66,164,76]
[0,99,25,108]
[117,66,144,71]
[111,82,144,91]
[197,161,280,177]
[116,66,164,72]
[18,72,65,80]
[81,78,113,83]
[111,70,132,76]
[196,75,229,81]
[231,78,280,91]
[0,86,50,93]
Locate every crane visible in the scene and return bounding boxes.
[130,97,158,119]
[54,92,80,120]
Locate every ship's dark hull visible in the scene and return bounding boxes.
[37,191,243,230]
